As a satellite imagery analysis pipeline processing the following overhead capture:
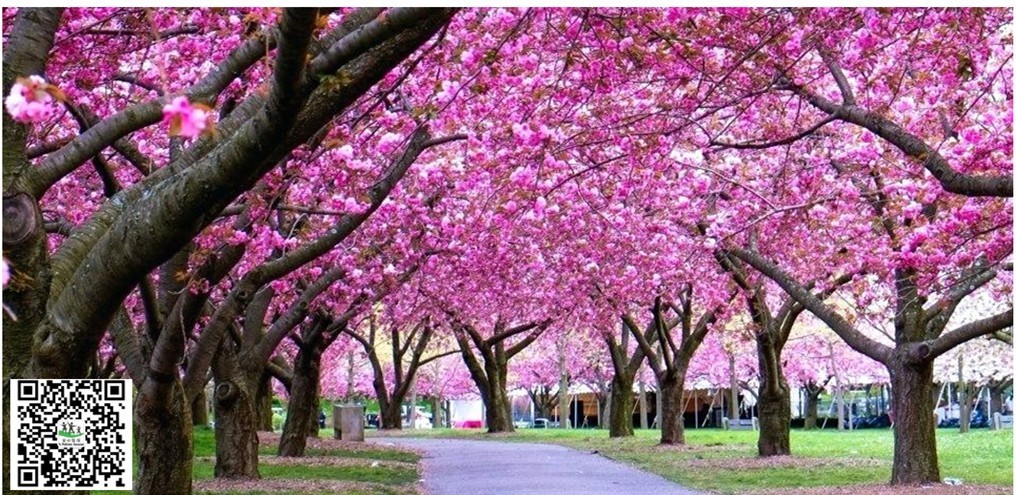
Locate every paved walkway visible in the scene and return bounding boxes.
[369,437,703,495]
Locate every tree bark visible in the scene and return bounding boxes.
[957,354,969,433]
[278,345,322,456]
[608,372,636,437]
[432,396,443,428]
[477,351,514,433]
[804,383,822,430]
[256,372,274,432]
[757,382,791,455]
[988,380,1010,416]
[557,340,571,429]
[638,382,649,429]
[135,381,193,495]
[658,372,685,445]
[728,354,739,421]
[309,397,321,438]
[213,379,260,479]
[379,399,403,430]
[756,334,791,456]
[600,389,611,430]
[191,387,209,427]
[888,357,940,484]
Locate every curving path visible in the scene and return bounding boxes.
[369,437,704,495]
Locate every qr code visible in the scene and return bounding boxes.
[10,379,132,490]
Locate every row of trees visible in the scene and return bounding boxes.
[2,7,1011,495]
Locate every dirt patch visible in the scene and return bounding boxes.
[257,432,422,456]
[743,484,1012,495]
[193,478,418,493]
[193,455,413,468]
[653,442,752,453]
[684,455,887,470]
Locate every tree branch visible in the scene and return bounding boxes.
[727,247,892,363]
[819,48,855,105]
[711,113,836,150]
[505,319,553,359]
[914,309,1013,362]
[787,81,1012,197]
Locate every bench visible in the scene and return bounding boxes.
[722,417,758,431]
[993,413,1013,430]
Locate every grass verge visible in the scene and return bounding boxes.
[95,426,420,495]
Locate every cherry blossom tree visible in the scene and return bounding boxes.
[3,7,456,494]
[4,7,1010,493]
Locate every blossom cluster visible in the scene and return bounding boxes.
[5,75,61,123]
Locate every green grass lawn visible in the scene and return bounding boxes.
[95,426,419,495]
[374,427,1013,494]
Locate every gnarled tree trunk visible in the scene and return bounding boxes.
[256,372,274,432]
[278,344,322,456]
[213,378,260,479]
[135,381,193,495]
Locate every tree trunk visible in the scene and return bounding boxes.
[957,354,969,433]
[609,373,635,437]
[658,372,686,445]
[557,340,570,429]
[408,385,417,429]
[888,358,940,485]
[757,382,791,456]
[485,383,514,433]
[600,391,611,430]
[213,379,260,479]
[345,350,356,401]
[255,372,274,432]
[379,400,403,430]
[191,387,209,427]
[638,382,648,429]
[309,397,321,438]
[278,346,322,457]
[432,395,443,428]
[728,353,739,420]
[2,190,56,495]
[135,381,193,495]
[756,336,791,456]
[988,381,1007,417]
[804,385,821,430]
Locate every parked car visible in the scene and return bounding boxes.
[365,413,380,429]
[532,418,559,429]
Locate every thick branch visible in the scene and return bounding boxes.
[790,84,1012,197]
[505,319,553,359]
[622,313,661,376]
[728,247,892,363]
[914,309,1013,362]
[22,24,275,197]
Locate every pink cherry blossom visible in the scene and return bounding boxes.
[162,95,209,138]
[5,75,58,123]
